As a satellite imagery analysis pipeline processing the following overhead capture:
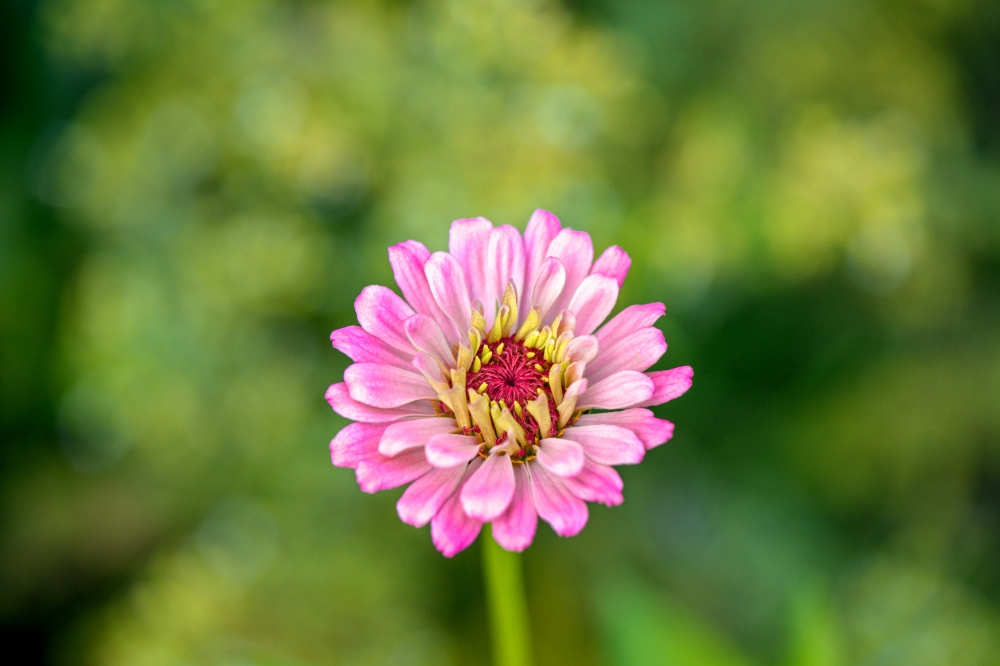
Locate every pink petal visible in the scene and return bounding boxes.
[389,241,458,343]
[431,458,484,557]
[344,363,436,408]
[396,464,467,527]
[425,433,482,468]
[567,273,619,336]
[488,225,526,320]
[491,464,537,552]
[590,246,632,288]
[355,448,430,493]
[424,252,472,342]
[523,209,562,306]
[530,464,588,537]
[635,366,694,407]
[460,450,515,522]
[325,383,435,423]
[577,370,653,410]
[561,459,623,506]
[562,424,645,465]
[354,285,417,355]
[331,325,413,368]
[529,256,566,318]
[536,438,585,476]
[576,408,675,449]
[449,217,494,317]
[545,228,593,320]
[586,327,667,384]
[379,417,457,457]
[329,422,388,468]
[594,302,665,349]
[565,335,598,364]
[404,314,455,368]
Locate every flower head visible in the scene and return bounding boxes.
[327,211,692,556]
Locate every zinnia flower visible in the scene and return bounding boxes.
[327,210,692,556]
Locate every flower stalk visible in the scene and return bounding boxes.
[483,526,532,666]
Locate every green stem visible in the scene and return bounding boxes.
[482,525,533,666]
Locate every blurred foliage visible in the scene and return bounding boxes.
[2,0,1000,664]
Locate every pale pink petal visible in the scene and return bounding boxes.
[536,438,585,476]
[331,326,413,369]
[460,450,515,521]
[396,464,466,527]
[425,433,481,468]
[577,370,653,410]
[529,256,566,318]
[424,252,472,342]
[488,225,526,321]
[567,273,619,336]
[530,464,588,537]
[354,285,416,355]
[431,458,484,557]
[344,363,436,408]
[586,327,667,384]
[576,408,675,449]
[379,417,457,457]
[388,241,458,342]
[410,350,447,385]
[355,448,430,493]
[565,335,598,365]
[523,209,562,306]
[449,217,494,316]
[491,464,537,552]
[545,228,593,320]
[329,422,388,468]
[325,383,434,423]
[562,424,645,465]
[590,246,631,288]
[564,377,588,400]
[561,459,624,506]
[404,314,455,368]
[635,366,694,407]
[594,302,665,348]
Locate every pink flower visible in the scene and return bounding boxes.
[327,211,693,557]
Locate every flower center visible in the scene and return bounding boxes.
[466,337,560,446]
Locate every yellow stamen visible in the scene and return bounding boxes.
[526,394,552,439]
[557,395,578,429]
[457,346,474,373]
[534,363,544,372]
[548,365,563,405]
[495,342,505,357]
[493,406,527,447]
[472,356,482,373]
[467,390,496,446]
[534,328,550,350]
[480,348,492,364]
[526,351,535,359]
[470,309,487,335]
[550,313,563,336]
[487,305,509,343]
[513,401,523,418]
[514,306,541,342]
[468,327,482,355]
[554,332,572,363]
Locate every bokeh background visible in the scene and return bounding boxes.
[3,0,1000,664]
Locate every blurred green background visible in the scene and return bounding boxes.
[3,0,1000,664]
